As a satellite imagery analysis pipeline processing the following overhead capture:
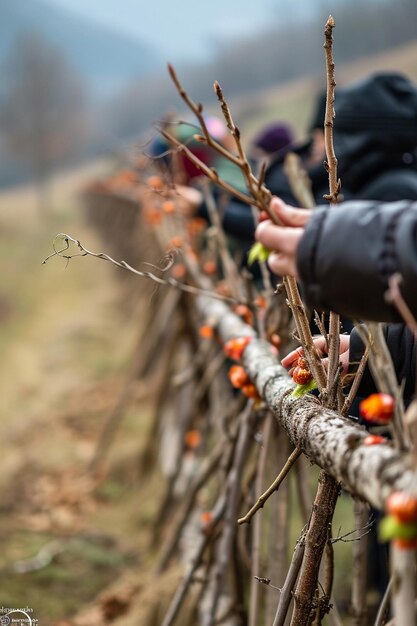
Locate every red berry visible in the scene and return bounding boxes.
[360,393,395,424]
[292,367,313,386]
[393,537,417,550]
[386,492,417,524]
[224,337,252,361]
[229,365,250,389]
[241,383,259,399]
[363,434,386,446]
[234,304,254,326]
[297,357,309,369]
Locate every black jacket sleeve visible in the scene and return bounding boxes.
[296,200,417,322]
[349,324,416,401]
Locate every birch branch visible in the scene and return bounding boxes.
[196,295,417,509]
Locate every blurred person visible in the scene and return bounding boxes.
[249,121,295,165]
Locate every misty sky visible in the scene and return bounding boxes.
[46,0,301,60]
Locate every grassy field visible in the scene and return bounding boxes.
[0,164,164,623]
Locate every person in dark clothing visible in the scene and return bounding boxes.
[256,197,417,399]
[202,72,417,241]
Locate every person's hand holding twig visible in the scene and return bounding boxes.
[282,335,351,377]
[255,197,312,277]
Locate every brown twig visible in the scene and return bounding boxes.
[44,233,240,306]
[272,533,306,626]
[160,492,227,626]
[341,346,369,417]
[284,152,316,209]
[164,64,328,393]
[248,413,273,626]
[201,402,256,626]
[385,273,417,336]
[237,446,301,525]
[323,15,342,409]
[290,471,340,626]
[351,501,370,626]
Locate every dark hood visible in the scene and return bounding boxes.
[333,73,417,193]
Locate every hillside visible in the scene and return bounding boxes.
[0,0,159,94]
[233,39,417,141]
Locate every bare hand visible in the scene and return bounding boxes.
[281,335,351,376]
[255,197,312,277]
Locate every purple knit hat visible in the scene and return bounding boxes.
[253,122,294,154]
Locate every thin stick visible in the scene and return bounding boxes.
[202,402,256,626]
[290,470,340,626]
[161,493,227,626]
[341,347,369,416]
[248,413,273,626]
[237,447,301,525]
[374,576,393,626]
[272,534,306,626]
[351,501,369,626]
[386,273,417,336]
[284,152,316,209]
[323,15,342,409]
[201,180,243,301]
[44,233,239,306]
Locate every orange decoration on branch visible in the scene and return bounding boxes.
[360,393,395,424]
[386,492,417,524]
[223,337,252,361]
[199,325,214,339]
[228,365,250,389]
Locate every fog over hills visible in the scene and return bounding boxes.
[0,0,160,95]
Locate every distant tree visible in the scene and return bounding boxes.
[0,33,88,214]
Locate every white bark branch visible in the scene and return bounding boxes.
[197,295,417,510]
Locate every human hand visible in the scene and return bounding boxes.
[255,197,312,277]
[281,334,351,376]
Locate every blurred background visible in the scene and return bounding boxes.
[0,0,417,623]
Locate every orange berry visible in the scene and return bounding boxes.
[171,264,187,279]
[144,208,162,225]
[255,295,267,309]
[228,365,250,389]
[386,492,417,524]
[118,169,136,184]
[184,430,201,450]
[203,260,217,275]
[162,200,176,214]
[148,175,165,191]
[199,325,214,339]
[224,337,252,361]
[200,511,213,530]
[360,393,395,424]
[297,357,309,369]
[241,383,260,399]
[235,304,254,326]
[363,434,386,446]
[168,236,183,248]
[393,537,417,550]
[292,367,313,386]
[187,217,207,236]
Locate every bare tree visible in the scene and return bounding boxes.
[0,32,88,214]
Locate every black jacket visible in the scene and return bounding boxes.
[297,200,417,401]
[297,200,417,323]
